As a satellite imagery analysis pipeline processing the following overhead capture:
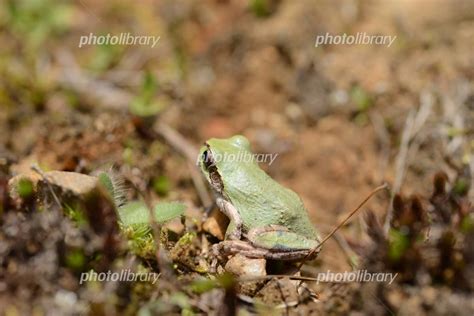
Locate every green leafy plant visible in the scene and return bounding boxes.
[130,71,165,117]
[98,171,126,209]
[118,201,185,226]
[16,178,34,198]
[152,175,171,196]
[249,0,270,18]
[4,0,73,48]
[99,172,185,257]
[388,228,410,261]
[89,41,123,73]
[351,85,373,112]
[189,273,236,294]
[351,85,374,125]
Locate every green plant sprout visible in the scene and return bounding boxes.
[99,172,185,258]
[129,71,165,117]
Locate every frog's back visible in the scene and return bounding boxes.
[221,162,319,240]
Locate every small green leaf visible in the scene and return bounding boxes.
[118,201,185,226]
[189,274,235,294]
[351,85,373,112]
[461,214,474,233]
[65,249,86,271]
[217,273,236,289]
[64,203,87,225]
[189,278,219,294]
[98,172,126,208]
[119,201,150,226]
[152,175,171,196]
[90,43,122,72]
[130,71,164,117]
[169,292,192,310]
[17,178,34,198]
[122,147,134,165]
[98,172,114,198]
[176,232,196,246]
[388,228,409,261]
[249,0,270,17]
[154,202,186,223]
[446,127,465,137]
[130,99,163,117]
[453,178,469,196]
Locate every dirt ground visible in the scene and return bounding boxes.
[0,0,473,315]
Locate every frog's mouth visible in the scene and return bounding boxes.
[202,145,224,194]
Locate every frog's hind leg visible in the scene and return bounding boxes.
[246,225,321,260]
[216,196,242,240]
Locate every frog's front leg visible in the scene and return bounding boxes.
[216,196,242,240]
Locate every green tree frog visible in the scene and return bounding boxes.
[199,135,321,260]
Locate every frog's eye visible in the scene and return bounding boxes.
[230,135,250,149]
[202,150,209,165]
[202,150,214,170]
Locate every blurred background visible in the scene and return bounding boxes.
[0,0,473,314]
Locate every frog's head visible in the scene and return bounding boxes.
[198,135,252,193]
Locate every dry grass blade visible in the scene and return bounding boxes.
[384,93,433,233]
[384,109,416,233]
[297,183,388,270]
